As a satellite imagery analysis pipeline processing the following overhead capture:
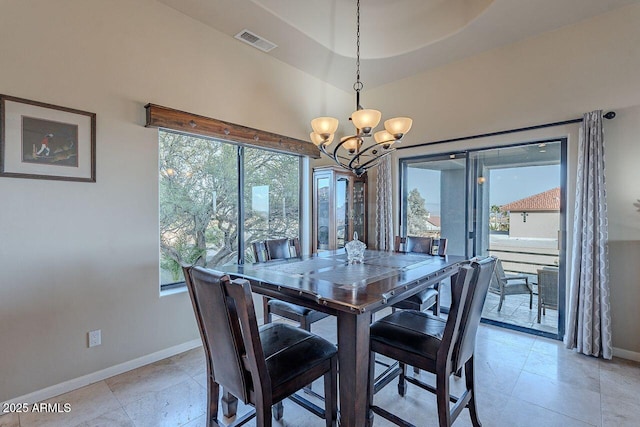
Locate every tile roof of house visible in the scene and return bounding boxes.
[500,187,560,212]
[428,216,441,227]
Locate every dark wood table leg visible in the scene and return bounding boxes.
[337,310,372,427]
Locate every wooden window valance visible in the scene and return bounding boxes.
[145,103,320,158]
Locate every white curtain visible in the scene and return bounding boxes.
[565,110,612,359]
[375,155,393,251]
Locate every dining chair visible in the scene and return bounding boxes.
[367,256,496,427]
[488,258,533,312]
[184,265,338,427]
[392,236,440,315]
[253,238,330,331]
[536,267,559,323]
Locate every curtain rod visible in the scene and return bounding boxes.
[396,111,616,150]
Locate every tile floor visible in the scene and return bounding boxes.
[440,281,559,335]
[482,291,559,334]
[2,316,639,427]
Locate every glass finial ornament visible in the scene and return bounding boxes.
[345,232,366,264]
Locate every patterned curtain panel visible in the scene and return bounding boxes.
[565,110,612,359]
[375,155,393,251]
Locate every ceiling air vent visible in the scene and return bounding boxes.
[234,29,277,53]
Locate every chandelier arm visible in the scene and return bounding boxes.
[348,146,395,172]
[318,141,352,169]
[349,139,390,159]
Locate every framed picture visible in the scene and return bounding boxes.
[0,95,96,182]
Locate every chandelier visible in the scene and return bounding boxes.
[309,0,412,177]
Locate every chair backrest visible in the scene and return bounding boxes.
[251,241,269,263]
[265,238,300,260]
[436,263,475,366]
[537,268,559,308]
[453,257,496,369]
[437,257,496,370]
[489,258,507,292]
[252,238,300,263]
[494,258,508,280]
[184,265,269,403]
[394,236,433,254]
[437,238,448,256]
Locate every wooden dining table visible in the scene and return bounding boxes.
[216,249,465,427]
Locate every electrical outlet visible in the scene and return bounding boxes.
[88,330,101,348]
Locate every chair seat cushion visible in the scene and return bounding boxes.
[268,299,317,317]
[260,323,337,389]
[370,310,446,360]
[503,283,531,295]
[391,287,438,311]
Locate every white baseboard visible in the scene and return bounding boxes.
[2,339,202,406]
[612,346,640,362]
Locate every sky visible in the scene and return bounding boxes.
[407,164,560,215]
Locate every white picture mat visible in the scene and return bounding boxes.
[3,100,93,178]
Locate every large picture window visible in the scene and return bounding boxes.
[159,130,301,288]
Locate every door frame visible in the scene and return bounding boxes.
[398,138,567,340]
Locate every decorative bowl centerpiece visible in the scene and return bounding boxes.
[345,232,366,264]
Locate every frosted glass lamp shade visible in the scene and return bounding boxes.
[311,117,339,136]
[341,137,359,152]
[310,132,333,146]
[374,130,395,144]
[384,117,412,137]
[351,109,381,132]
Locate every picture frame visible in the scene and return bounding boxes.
[0,94,96,182]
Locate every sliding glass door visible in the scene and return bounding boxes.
[469,141,566,337]
[400,140,566,338]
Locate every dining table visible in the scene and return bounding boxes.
[216,249,465,427]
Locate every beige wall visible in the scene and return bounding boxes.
[2,0,640,404]
[0,0,350,402]
[508,212,560,239]
[365,3,640,356]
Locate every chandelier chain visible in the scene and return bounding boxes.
[354,0,363,95]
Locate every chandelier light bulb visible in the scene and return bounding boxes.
[310,132,333,146]
[341,137,359,153]
[351,109,381,134]
[374,130,395,144]
[311,117,339,137]
[384,117,413,138]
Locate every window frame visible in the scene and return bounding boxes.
[151,104,312,294]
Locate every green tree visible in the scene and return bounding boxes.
[489,204,508,231]
[159,132,238,281]
[159,132,300,283]
[407,188,432,236]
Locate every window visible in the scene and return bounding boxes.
[243,146,300,261]
[159,130,301,288]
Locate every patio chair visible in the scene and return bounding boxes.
[536,267,559,323]
[489,259,533,312]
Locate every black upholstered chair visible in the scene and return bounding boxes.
[392,236,445,316]
[392,237,448,375]
[184,266,338,427]
[367,257,496,427]
[252,238,330,331]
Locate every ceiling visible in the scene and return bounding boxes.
[157,0,638,91]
